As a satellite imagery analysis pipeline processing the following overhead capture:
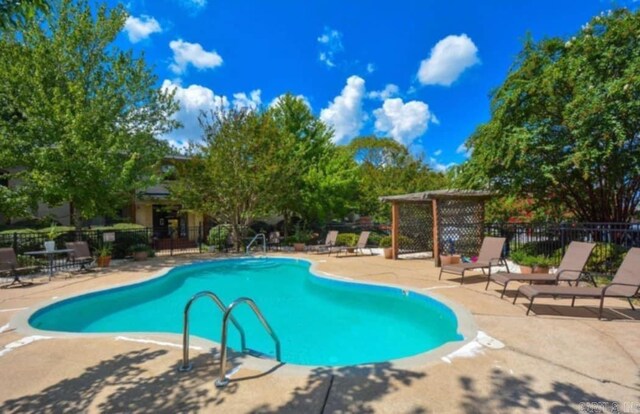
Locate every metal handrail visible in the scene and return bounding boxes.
[246,233,266,253]
[215,297,281,388]
[179,291,247,372]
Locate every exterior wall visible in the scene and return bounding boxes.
[36,203,72,226]
[135,204,153,228]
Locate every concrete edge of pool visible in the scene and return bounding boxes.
[10,255,479,376]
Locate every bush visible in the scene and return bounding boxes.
[379,236,392,248]
[112,231,149,259]
[367,232,384,247]
[208,225,231,250]
[550,242,627,275]
[335,233,359,247]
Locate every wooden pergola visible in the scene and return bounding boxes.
[380,190,493,266]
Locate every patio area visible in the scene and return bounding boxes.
[0,253,638,413]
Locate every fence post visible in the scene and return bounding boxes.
[170,228,174,256]
[12,232,18,251]
[560,221,566,257]
[198,223,203,254]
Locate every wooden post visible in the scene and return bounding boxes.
[391,202,399,260]
[432,199,440,267]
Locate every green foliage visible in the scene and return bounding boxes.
[335,233,359,247]
[510,249,555,267]
[98,243,112,257]
[129,243,154,257]
[549,242,627,275]
[0,0,178,225]
[0,0,49,30]
[456,9,640,222]
[269,94,360,229]
[379,236,392,248]
[367,232,383,247]
[207,225,230,250]
[173,109,289,251]
[347,136,448,222]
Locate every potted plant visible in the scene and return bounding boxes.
[379,236,393,259]
[511,251,551,274]
[44,223,57,252]
[291,225,311,252]
[130,243,152,261]
[532,256,553,274]
[97,243,112,267]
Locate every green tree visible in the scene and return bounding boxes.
[0,0,49,29]
[0,0,178,229]
[457,9,640,222]
[269,93,359,230]
[172,109,293,251]
[348,136,447,221]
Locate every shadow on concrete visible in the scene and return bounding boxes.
[0,348,248,413]
[247,363,428,413]
[459,368,620,414]
[523,303,640,321]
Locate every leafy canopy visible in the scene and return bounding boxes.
[456,9,640,222]
[0,0,179,225]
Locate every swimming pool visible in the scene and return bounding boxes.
[28,257,465,366]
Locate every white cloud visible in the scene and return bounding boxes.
[160,79,229,143]
[417,34,480,86]
[366,63,375,73]
[428,157,456,172]
[434,149,442,156]
[373,98,434,146]
[232,90,262,111]
[456,142,473,158]
[320,75,367,144]
[169,39,223,74]
[317,27,344,68]
[177,0,207,11]
[368,84,399,100]
[124,15,162,43]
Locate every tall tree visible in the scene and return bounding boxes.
[348,136,447,221]
[457,9,640,222]
[269,93,359,230]
[172,109,293,250]
[0,0,179,229]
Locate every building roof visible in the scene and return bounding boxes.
[379,189,494,202]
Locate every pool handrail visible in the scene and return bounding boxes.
[179,291,247,372]
[216,297,281,388]
[246,233,267,253]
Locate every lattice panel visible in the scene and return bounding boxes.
[437,199,484,257]
[398,203,433,254]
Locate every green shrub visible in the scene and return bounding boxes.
[558,242,627,275]
[379,236,392,248]
[367,232,384,247]
[208,225,231,249]
[335,233,359,247]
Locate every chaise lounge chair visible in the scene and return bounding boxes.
[487,241,596,298]
[438,237,507,285]
[309,230,338,254]
[514,247,640,319]
[65,241,95,271]
[333,231,373,257]
[0,247,39,288]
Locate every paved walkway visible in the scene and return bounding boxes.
[0,253,638,413]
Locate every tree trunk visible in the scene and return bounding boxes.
[72,207,83,241]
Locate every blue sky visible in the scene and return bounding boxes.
[113,0,638,171]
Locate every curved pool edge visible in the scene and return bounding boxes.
[11,255,478,374]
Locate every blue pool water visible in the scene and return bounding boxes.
[29,258,463,366]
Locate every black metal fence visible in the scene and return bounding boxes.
[0,226,206,276]
[484,222,640,275]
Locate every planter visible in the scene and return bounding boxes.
[533,265,550,274]
[133,251,148,261]
[383,247,393,259]
[439,254,461,266]
[97,256,111,268]
[293,243,305,252]
[346,247,355,253]
[519,265,533,274]
[44,240,56,252]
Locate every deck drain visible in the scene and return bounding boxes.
[477,332,504,349]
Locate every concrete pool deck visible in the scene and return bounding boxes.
[0,253,638,413]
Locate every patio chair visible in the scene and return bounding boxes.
[309,230,338,254]
[334,231,373,257]
[65,241,95,271]
[267,231,282,251]
[438,237,507,285]
[514,247,640,319]
[487,241,596,298]
[0,247,38,288]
